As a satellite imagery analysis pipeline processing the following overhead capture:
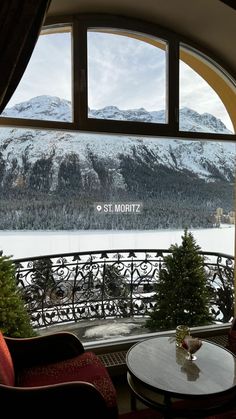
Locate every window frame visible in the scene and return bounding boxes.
[0,13,235,142]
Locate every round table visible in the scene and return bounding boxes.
[126,336,236,417]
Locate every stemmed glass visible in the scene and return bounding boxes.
[183,336,202,361]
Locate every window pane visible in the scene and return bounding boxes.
[88,30,167,123]
[180,46,234,133]
[1,26,72,122]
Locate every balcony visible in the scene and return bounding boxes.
[14,248,234,337]
[13,248,234,415]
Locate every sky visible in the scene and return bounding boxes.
[6,30,234,132]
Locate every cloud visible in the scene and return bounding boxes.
[7,30,233,131]
[88,32,166,111]
[180,62,233,130]
[8,32,72,106]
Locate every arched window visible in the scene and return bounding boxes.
[1,15,235,139]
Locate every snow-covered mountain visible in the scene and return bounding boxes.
[2,95,232,134]
[0,95,234,230]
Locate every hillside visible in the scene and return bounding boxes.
[0,95,234,230]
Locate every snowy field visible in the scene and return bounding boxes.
[0,225,234,259]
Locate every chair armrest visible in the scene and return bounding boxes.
[0,381,115,418]
[5,331,85,368]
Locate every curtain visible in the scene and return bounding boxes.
[220,0,236,10]
[0,0,51,114]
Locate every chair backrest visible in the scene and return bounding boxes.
[0,331,15,386]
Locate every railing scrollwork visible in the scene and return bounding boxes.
[13,249,234,329]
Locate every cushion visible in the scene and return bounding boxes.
[17,351,117,408]
[0,331,15,386]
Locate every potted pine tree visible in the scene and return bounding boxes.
[0,252,36,337]
[145,229,213,331]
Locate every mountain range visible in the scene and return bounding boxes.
[0,95,234,230]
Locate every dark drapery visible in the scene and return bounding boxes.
[0,0,51,113]
[220,0,236,10]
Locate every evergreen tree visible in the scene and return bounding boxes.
[33,257,54,290]
[0,253,36,337]
[104,265,127,298]
[145,229,213,331]
[104,265,129,316]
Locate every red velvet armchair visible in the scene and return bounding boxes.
[0,330,118,417]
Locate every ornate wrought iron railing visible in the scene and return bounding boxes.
[13,249,234,329]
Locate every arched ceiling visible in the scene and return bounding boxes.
[47,0,236,78]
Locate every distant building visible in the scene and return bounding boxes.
[224,211,235,225]
[216,208,224,216]
[214,208,223,226]
[214,208,235,226]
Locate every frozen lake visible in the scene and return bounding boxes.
[0,225,234,259]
